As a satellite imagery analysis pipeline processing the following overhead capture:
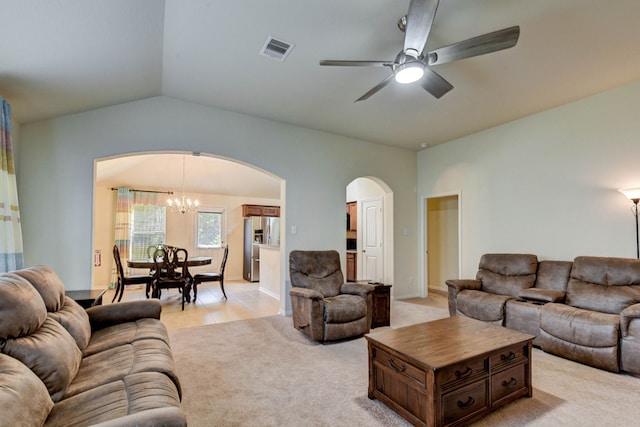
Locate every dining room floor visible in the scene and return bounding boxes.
[102,281,449,331]
[102,279,281,331]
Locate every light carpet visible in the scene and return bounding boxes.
[168,301,640,426]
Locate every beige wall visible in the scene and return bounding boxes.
[16,96,418,312]
[418,79,640,283]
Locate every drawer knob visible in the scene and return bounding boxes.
[501,377,518,389]
[388,358,406,373]
[500,351,516,362]
[457,396,475,409]
[455,366,473,379]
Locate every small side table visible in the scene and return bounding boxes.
[370,283,392,328]
[65,289,107,309]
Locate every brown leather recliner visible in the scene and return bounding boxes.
[289,250,375,342]
[539,256,640,373]
[446,253,538,326]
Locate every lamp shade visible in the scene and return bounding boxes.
[619,187,640,201]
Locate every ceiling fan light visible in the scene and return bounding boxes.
[395,62,424,84]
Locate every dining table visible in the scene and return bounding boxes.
[127,256,212,302]
[126,256,212,270]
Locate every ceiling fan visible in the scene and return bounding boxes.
[319,0,520,102]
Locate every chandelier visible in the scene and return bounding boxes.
[167,155,199,214]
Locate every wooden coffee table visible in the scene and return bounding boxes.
[366,316,534,427]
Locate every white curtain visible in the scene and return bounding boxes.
[0,97,23,272]
[111,187,132,288]
[110,189,161,287]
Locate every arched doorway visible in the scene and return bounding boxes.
[345,176,394,285]
[92,151,285,305]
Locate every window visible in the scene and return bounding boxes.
[197,208,225,248]
[130,204,166,259]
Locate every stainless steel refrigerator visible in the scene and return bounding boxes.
[243,216,280,282]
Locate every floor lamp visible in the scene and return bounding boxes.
[619,187,640,259]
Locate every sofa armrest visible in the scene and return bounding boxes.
[86,299,162,332]
[621,303,640,338]
[445,279,482,317]
[445,279,482,293]
[289,287,324,301]
[518,288,566,303]
[340,282,376,297]
[89,407,187,427]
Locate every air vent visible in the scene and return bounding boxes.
[260,36,295,62]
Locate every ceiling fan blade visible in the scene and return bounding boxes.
[355,74,395,102]
[420,68,453,99]
[404,0,439,56]
[319,60,393,67]
[427,26,520,66]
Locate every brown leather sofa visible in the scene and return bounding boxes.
[446,254,640,375]
[0,265,186,426]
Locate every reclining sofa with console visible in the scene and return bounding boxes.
[446,253,640,375]
[0,265,186,426]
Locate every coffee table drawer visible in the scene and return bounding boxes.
[490,343,528,368]
[437,356,488,387]
[372,346,426,387]
[491,363,528,404]
[442,379,489,425]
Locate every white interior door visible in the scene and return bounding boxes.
[361,198,383,283]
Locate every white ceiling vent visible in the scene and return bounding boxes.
[260,36,295,62]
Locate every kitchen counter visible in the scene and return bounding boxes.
[259,245,280,300]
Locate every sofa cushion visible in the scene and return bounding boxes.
[566,256,640,314]
[1,317,82,402]
[45,372,183,427]
[518,288,565,303]
[64,338,181,400]
[456,290,513,324]
[48,296,91,352]
[84,318,171,357]
[478,253,538,276]
[0,353,54,426]
[12,265,66,312]
[540,303,620,347]
[0,273,48,339]
[535,260,572,291]
[323,294,366,323]
[540,303,620,372]
[476,254,538,297]
[478,270,536,297]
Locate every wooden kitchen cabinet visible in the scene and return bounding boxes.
[242,204,280,217]
[261,205,280,217]
[347,202,357,230]
[346,252,356,282]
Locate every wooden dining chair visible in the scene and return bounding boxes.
[112,245,154,303]
[151,246,190,310]
[145,243,175,293]
[192,245,229,301]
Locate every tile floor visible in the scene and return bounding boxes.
[102,281,448,331]
[102,279,281,331]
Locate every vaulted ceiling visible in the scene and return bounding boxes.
[2,0,640,152]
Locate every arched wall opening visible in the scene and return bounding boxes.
[346,176,394,286]
[92,150,286,308]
